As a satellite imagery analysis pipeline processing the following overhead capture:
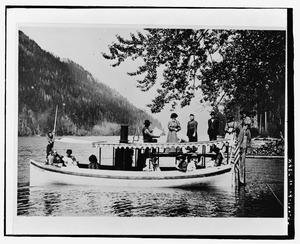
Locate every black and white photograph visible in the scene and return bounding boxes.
[3,2,296,240]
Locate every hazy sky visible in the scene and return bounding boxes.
[18,8,287,137]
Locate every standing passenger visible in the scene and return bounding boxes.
[46,131,54,161]
[166,113,181,143]
[187,114,198,142]
[207,111,219,141]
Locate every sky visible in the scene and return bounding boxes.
[18,8,287,138]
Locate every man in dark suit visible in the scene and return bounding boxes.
[207,111,219,141]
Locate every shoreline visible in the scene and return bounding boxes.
[246,155,284,159]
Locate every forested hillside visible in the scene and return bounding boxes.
[18,30,162,136]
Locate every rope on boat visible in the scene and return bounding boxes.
[265,183,284,208]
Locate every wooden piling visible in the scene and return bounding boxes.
[239,148,246,185]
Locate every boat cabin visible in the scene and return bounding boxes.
[87,139,230,172]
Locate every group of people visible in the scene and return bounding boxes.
[175,153,198,172]
[46,131,78,167]
[45,131,101,169]
[45,109,252,172]
[142,111,218,143]
[142,109,252,145]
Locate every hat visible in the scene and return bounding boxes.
[210,111,216,115]
[176,154,185,159]
[143,120,151,125]
[191,153,198,158]
[170,113,178,118]
[66,149,72,155]
[190,114,194,117]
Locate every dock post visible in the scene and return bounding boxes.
[237,129,248,185]
[239,148,246,185]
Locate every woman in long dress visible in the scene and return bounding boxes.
[166,113,181,143]
[224,114,237,145]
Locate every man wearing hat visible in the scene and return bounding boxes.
[207,111,219,141]
[142,120,160,143]
[187,114,198,142]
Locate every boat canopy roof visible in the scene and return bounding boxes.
[92,139,229,150]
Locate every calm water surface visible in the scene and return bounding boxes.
[17,136,284,217]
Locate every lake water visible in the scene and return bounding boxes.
[17,136,285,217]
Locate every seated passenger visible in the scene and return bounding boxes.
[206,160,215,168]
[175,155,188,172]
[143,158,153,171]
[187,153,198,172]
[48,150,64,167]
[151,157,161,172]
[210,145,224,166]
[62,149,78,167]
[88,154,100,169]
[142,120,160,143]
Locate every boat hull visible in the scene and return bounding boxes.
[30,160,233,188]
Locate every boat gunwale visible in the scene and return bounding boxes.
[30,160,232,180]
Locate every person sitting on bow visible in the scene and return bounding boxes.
[142,120,160,143]
[47,149,64,167]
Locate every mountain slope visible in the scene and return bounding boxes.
[18,30,162,136]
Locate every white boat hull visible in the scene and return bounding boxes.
[30,160,233,188]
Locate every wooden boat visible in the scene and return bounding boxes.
[30,138,237,188]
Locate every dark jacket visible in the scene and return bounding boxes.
[207,118,219,137]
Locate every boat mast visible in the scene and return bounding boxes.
[53,105,58,138]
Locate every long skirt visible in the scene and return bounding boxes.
[166,131,178,143]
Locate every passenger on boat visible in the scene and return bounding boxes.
[210,145,224,167]
[62,149,78,167]
[88,154,100,170]
[175,155,188,172]
[47,150,64,166]
[187,114,198,142]
[166,113,181,143]
[151,157,161,171]
[142,120,160,143]
[46,131,54,160]
[187,154,197,172]
[207,111,219,141]
[143,157,160,172]
[143,158,153,171]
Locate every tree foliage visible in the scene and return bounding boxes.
[103,28,286,134]
[103,29,233,112]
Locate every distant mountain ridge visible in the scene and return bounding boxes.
[18,30,162,136]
